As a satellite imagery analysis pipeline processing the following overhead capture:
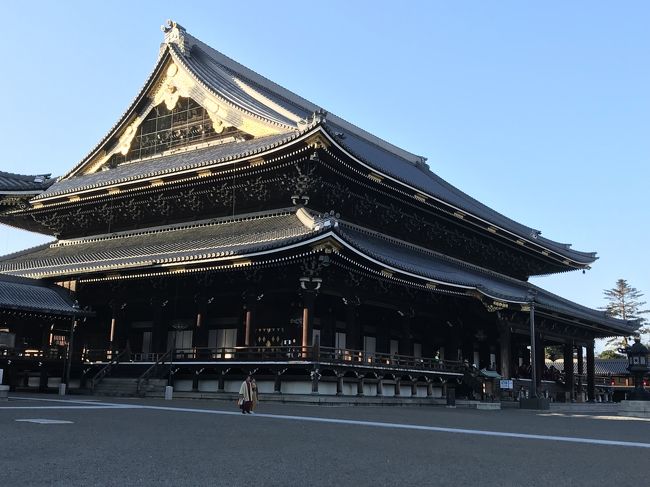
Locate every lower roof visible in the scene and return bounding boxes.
[0,208,634,335]
[0,274,88,318]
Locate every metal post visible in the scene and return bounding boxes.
[528,293,537,399]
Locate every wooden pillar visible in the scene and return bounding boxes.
[109,309,117,356]
[192,370,200,392]
[394,377,401,396]
[217,371,225,393]
[151,298,166,354]
[563,342,574,402]
[376,376,383,397]
[411,380,417,397]
[244,310,253,346]
[577,345,584,400]
[586,340,595,402]
[426,379,433,397]
[311,368,320,394]
[300,284,318,356]
[498,321,511,379]
[535,333,544,391]
[38,367,48,392]
[357,375,365,396]
[398,315,413,356]
[274,372,282,394]
[336,373,344,396]
[193,296,209,351]
[345,298,360,351]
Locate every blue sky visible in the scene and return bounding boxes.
[1,1,648,344]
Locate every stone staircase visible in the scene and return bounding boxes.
[91,378,168,397]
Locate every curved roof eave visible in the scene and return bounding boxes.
[314,124,597,267]
[323,223,633,335]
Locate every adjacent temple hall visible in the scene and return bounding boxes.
[0,21,636,400]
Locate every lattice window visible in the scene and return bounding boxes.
[108,97,247,166]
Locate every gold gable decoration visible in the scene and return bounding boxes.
[79,58,287,176]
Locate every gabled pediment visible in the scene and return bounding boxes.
[66,26,298,179]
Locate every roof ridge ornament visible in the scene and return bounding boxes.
[311,109,328,125]
[161,20,193,56]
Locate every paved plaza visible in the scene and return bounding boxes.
[1,394,649,486]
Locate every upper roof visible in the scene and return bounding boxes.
[23,20,596,268]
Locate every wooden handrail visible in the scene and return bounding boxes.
[136,348,174,395]
[90,349,129,392]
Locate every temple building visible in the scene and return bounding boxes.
[0,21,636,400]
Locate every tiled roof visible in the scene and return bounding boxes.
[32,25,597,268]
[336,221,634,334]
[0,208,631,334]
[35,132,296,199]
[0,210,322,277]
[0,274,86,317]
[0,171,53,192]
[171,31,599,266]
[545,359,630,376]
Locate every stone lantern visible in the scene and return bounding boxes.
[621,336,649,401]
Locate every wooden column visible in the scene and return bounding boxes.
[563,342,574,402]
[243,290,259,347]
[577,345,584,400]
[586,340,595,402]
[300,278,319,356]
[193,295,209,351]
[498,321,512,379]
[274,372,282,394]
[151,298,166,354]
[336,373,344,396]
[398,314,413,356]
[376,376,383,397]
[535,333,544,391]
[345,298,360,351]
[356,375,365,396]
[244,310,253,346]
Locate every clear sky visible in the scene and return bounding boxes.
[1,1,648,348]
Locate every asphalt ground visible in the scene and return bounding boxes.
[1,394,649,487]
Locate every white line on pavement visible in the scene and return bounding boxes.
[5,397,650,449]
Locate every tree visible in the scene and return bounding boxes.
[601,279,649,349]
[598,349,624,359]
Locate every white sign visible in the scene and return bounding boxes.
[500,379,514,390]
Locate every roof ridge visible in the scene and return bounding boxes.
[181,28,426,165]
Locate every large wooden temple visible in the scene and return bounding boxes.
[0,21,636,401]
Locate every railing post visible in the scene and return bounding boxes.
[357,374,365,397]
[274,371,282,394]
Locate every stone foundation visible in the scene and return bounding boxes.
[619,400,650,418]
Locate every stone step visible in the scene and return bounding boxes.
[92,378,167,397]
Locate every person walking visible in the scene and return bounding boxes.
[238,375,254,414]
[250,378,259,413]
